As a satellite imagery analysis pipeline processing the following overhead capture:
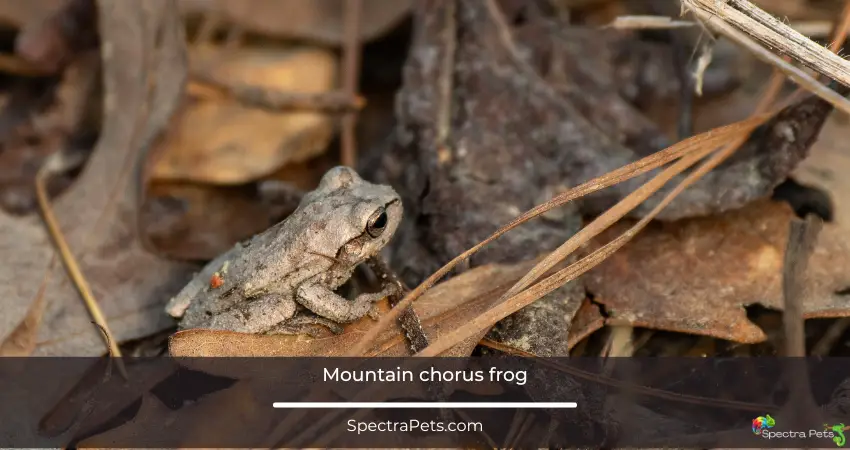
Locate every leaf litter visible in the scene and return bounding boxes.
[578,1,850,347]
[352,0,842,357]
[2,0,838,362]
[151,45,339,185]
[0,0,196,356]
[3,0,850,445]
[10,0,850,445]
[585,199,850,343]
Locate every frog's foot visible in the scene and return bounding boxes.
[266,323,323,338]
[367,304,381,320]
[266,314,344,336]
[297,283,398,324]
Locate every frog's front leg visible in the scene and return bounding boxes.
[205,293,297,333]
[296,283,398,324]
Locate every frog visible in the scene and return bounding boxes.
[164,166,403,335]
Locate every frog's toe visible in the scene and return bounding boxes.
[269,314,344,336]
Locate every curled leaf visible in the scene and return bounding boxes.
[585,200,850,343]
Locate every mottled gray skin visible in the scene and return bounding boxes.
[165,166,402,334]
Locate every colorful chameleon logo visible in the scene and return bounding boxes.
[828,423,846,447]
[752,414,775,435]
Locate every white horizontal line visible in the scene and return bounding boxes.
[272,402,577,409]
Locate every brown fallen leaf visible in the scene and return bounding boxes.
[77,393,175,448]
[37,357,178,443]
[0,266,50,356]
[169,260,541,362]
[178,0,411,45]
[585,199,850,343]
[80,369,453,448]
[151,45,337,185]
[0,0,196,356]
[78,385,270,448]
[75,381,288,448]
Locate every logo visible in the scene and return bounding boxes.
[753,414,775,435]
[825,424,846,447]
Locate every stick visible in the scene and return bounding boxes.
[340,0,363,167]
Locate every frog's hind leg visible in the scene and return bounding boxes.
[266,315,344,337]
[206,293,297,334]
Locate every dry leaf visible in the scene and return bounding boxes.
[0,0,195,356]
[151,46,337,184]
[178,0,411,45]
[585,199,850,343]
[80,372,439,447]
[0,271,48,356]
[38,358,178,442]
[77,394,174,448]
[169,260,539,361]
[0,206,51,350]
[79,385,268,448]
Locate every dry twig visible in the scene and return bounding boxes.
[682,0,850,114]
[35,154,127,378]
[604,15,695,30]
[776,215,823,436]
[340,0,363,167]
[188,76,365,113]
[828,1,850,54]
[783,216,822,357]
[0,262,52,356]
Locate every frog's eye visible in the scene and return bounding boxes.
[366,208,388,238]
